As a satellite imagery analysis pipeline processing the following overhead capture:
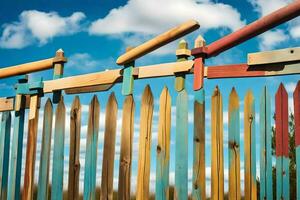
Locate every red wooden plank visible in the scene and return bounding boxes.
[193,57,204,90]
[294,81,300,147]
[207,64,265,79]
[275,83,289,157]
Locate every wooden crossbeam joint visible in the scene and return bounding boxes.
[52,49,66,103]
[122,46,135,95]
[193,35,206,90]
[175,39,190,92]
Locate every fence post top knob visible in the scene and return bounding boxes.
[194,35,206,48]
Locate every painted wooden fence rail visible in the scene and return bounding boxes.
[0,82,299,199]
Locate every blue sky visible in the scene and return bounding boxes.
[0,0,300,196]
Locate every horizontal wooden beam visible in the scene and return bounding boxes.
[0,95,40,112]
[248,47,300,66]
[116,20,200,65]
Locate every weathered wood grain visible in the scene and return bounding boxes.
[118,95,135,200]
[136,85,154,200]
[68,96,81,200]
[101,93,118,200]
[211,86,224,200]
[51,98,66,200]
[23,95,39,200]
[259,86,273,200]
[294,81,300,199]
[275,83,289,200]
[7,95,25,200]
[244,90,257,200]
[228,88,240,199]
[175,40,190,92]
[83,96,100,200]
[192,89,205,200]
[175,89,188,199]
[156,87,171,200]
[37,99,53,200]
[0,112,11,200]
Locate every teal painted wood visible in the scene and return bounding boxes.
[283,157,290,199]
[122,62,134,95]
[51,99,66,200]
[83,96,100,200]
[276,157,282,200]
[175,89,188,199]
[7,99,25,200]
[297,147,300,199]
[37,99,53,200]
[259,87,273,200]
[192,88,205,200]
[0,112,11,200]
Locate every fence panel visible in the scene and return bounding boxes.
[244,90,257,200]
[136,85,154,200]
[211,86,224,200]
[83,96,100,200]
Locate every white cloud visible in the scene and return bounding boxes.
[0,10,86,49]
[259,29,289,51]
[249,0,292,16]
[89,0,245,55]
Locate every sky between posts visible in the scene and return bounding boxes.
[0,0,300,196]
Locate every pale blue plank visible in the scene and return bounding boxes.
[122,63,134,95]
[0,112,11,200]
[175,89,188,199]
[51,99,65,200]
[7,104,25,200]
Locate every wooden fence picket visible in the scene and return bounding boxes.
[275,83,290,200]
[83,95,100,200]
[211,86,224,200]
[136,85,154,200]
[37,99,53,200]
[175,89,188,199]
[294,81,300,199]
[23,95,40,200]
[68,96,81,200]
[101,93,118,199]
[192,88,206,200]
[259,86,273,200]
[0,111,11,200]
[7,95,26,200]
[156,87,171,200]
[118,95,135,199]
[228,88,240,199]
[51,98,66,200]
[244,90,257,200]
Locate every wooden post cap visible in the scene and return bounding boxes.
[175,39,190,92]
[193,35,206,91]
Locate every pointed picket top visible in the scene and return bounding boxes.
[178,39,188,49]
[229,87,239,107]
[142,85,154,104]
[294,81,300,147]
[194,35,206,48]
[212,86,221,98]
[275,83,289,157]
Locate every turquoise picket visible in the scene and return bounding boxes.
[122,61,134,95]
[192,88,205,200]
[83,96,100,200]
[51,99,66,200]
[38,99,53,200]
[0,111,11,200]
[259,86,273,200]
[7,99,25,200]
[175,89,188,199]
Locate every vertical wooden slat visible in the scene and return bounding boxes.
[83,96,100,200]
[101,93,118,200]
[192,88,206,200]
[51,98,66,200]
[294,81,300,199]
[23,94,39,200]
[37,99,53,200]
[7,96,26,200]
[68,96,81,200]
[118,95,135,200]
[211,86,224,200]
[259,86,273,200]
[156,87,171,200]
[175,89,188,199]
[244,90,257,200]
[228,88,240,199]
[275,83,289,200]
[136,85,154,200]
[175,39,190,92]
[0,111,11,200]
